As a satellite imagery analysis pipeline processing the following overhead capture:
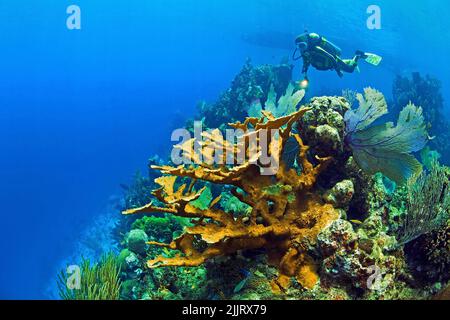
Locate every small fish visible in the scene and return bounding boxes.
[240,268,251,277]
[254,270,265,278]
[233,278,249,294]
[233,269,252,294]
[350,219,363,225]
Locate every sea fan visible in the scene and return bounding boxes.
[248,83,305,119]
[344,88,428,184]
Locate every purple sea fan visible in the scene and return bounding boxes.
[344,88,428,184]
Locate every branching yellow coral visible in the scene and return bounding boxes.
[123,108,339,291]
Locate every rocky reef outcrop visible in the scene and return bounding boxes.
[124,108,339,293]
[64,62,450,301]
[195,59,293,129]
[393,72,450,165]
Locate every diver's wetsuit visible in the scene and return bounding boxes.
[295,33,362,78]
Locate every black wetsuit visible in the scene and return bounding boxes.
[295,33,360,78]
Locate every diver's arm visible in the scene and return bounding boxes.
[301,57,310,77]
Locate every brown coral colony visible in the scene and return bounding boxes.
[123,107,340,292]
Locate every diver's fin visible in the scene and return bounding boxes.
[363,52,382,66]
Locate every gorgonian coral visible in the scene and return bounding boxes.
[393,72,450,166]
[197,60,293,128]
[405,222,450,283]
[344,88,428,184]
[123,108,339,292]
[248,83,305,118]
[398,162,449,245]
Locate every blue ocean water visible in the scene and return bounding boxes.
[0,0,448,299]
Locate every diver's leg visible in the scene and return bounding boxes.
[336,69,344,78]
[337,58,358,74]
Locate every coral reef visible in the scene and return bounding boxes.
[131,214,188,244]
[297,95,382,218]
[298,96,349,157]
[63,62,450,301]
[400,165,449,284]
[125,229,149,255]
[112,156,164,245]
[117,80,448,300]
[323,179,355,209]
[124,108,340,292]
[317,216,408,299]
[405,221,449,283]
[345,88,428,185]
[393,72,450,165]
[397,162,449,245]
[196,59,293,128]
[248,83,305,118]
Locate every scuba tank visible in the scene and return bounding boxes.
[308,33,342,57]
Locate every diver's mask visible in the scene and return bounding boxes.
[297,42,308,51]
[293,41,307,60]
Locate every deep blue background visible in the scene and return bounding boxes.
[0,0,448,299]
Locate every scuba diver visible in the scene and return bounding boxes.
[293,32,382,85]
